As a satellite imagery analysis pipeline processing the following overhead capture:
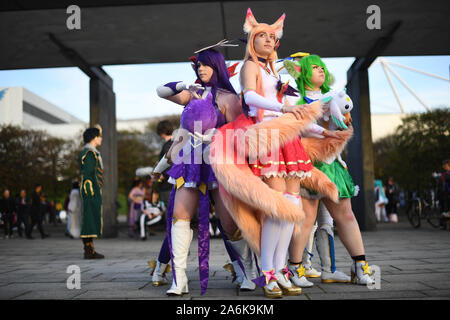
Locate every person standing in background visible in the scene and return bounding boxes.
[68,181,82,238]
[385,177,399,223]
[1,189,16,239]
[79,126,105,259]
[153,120,174,210]
[15,189,30,238]
[27,184,49,239]
[128,178,145,238]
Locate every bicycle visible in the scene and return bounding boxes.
[406,190,441,228]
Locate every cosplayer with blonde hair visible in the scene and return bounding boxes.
[210,8,351,298]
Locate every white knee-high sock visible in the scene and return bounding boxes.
[261,217,282,272]
[273,193,297,272]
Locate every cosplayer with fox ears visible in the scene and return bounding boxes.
[209,8,348,298]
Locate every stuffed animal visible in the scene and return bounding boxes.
[322,89,353,130]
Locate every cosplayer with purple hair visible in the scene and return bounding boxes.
[153,47,256,296]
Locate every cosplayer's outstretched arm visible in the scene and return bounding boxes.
[156,81,204,106]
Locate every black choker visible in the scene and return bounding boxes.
[257,57,267,64]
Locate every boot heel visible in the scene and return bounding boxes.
[183,283,189,294]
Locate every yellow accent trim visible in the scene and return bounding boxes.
[321,278,351,283]
[198,183,207,195]
[176,177,185,189]
[83,180,94,196]
[172,217,190,225]
[263,286,283,299]
[290,52,310,58]
[223,263,236,275]
[80,235,98,238]
[296,265,306,278]
[229,229,243,241]
[81,150,99,165]
[148,260,156,271]
[362,262,371,275]
[306,274,321,279]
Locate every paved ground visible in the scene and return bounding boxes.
[0,214,449,300]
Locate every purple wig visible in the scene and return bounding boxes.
[194,49,237,106]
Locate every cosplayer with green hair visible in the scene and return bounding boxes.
[285,54,347,130]
[284,53,375,287]
[289,54,332,104]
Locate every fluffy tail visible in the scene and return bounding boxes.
[301,126,353,162]
[300,167,339,203]
[219,185,263,255]
[211,158,305,224]
[246,100,324,160]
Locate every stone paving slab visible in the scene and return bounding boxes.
[0,218,449,300]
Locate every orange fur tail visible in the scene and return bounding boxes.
[300,167,339,203]
[301,126,353,162]
[219,185,263,255]
[246,100,323,160]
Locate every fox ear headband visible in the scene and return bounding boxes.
[243,8,285,39]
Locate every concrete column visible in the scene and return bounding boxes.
[346,64,377,231]
[90,77,118,238]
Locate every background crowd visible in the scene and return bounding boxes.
[1,110,450,239]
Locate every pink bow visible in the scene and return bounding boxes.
[282,265,291,280]
[262,269,278,285]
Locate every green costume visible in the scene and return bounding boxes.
[79,145,104,238]
[315,160,356,198]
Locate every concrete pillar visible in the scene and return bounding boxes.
[346,63,377,231]
[90,76,118,238]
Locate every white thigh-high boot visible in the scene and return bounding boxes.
[167,220,192,296]
[261,217,283,298]
[275,193,302,295]
[316,202,351,283]
[227,237,256,291]
[302,222,321,278]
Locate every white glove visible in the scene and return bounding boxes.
[180,83,204,99]
[153,156,171,174]
[190,128,217,144]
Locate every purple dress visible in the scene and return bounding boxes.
[166,91,226,295]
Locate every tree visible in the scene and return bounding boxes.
[0,125,76,200]
[373,107,450,191]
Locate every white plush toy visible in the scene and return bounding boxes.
[321,89,354,172]
[322,89,353,130]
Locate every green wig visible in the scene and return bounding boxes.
[284,54,331,105]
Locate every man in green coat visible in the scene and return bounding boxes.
[79,126,104,259]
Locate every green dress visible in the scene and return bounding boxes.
[79,146,104,238]
[315,159,355,198]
